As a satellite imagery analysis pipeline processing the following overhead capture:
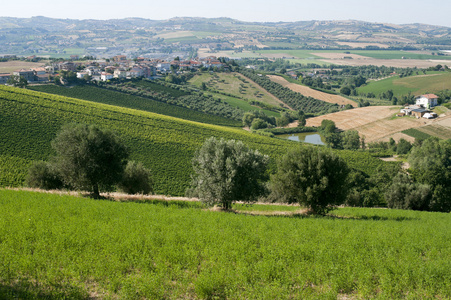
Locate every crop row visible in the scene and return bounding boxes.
[0,86,390,195]
[29,84,241,127]
[239,69,339,115]
[401,128,432,140]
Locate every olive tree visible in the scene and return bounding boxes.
[51,123,129,197]
[270,146,350,214]
[187,137,269,210]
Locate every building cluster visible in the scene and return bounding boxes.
[0,55,225,84]
[398,94,439,119]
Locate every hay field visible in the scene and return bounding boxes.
[0,61,45,74]
[154,31,194,39]
[268,75,358,107]
[305,106,434,142]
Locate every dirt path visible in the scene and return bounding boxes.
[267,75,358,107]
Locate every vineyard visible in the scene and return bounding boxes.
[29,84,241,127]
[239,69,339,115]
[0,86,393,195]
[1,189,450,299]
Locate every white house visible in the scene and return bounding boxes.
[415,94,438,109]
[100,72,113,81]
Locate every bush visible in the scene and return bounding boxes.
[270,146,350,214]
[118,161,153,195]
[385,173,432,210]
[26,161,64,190]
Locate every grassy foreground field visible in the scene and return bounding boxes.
[1,189,450,299]
[0,85,390,195]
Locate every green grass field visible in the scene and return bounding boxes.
[357,72,451,98]
[1,189,450,299]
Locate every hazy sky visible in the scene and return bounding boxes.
[2,0,451,27]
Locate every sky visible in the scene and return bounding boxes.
[2,0,451,28]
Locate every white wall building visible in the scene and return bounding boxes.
[415,94,438,109]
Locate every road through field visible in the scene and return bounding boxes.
[267,75,358,107]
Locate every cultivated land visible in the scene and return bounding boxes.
[0,85,389,194]
[305,106,451,143]
[358,72,451,98]
[188,72,284,108]
[267,75,358,107]
[1,189,450,299]
[0,61,45,73]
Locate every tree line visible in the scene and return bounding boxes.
[28,123,450,214]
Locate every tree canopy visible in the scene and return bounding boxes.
[187,137,269,210]
[270,146,350,214]
[51,123,129,197]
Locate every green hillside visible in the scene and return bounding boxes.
[1,189,450,299]
[358,72,451,98]
[0,85,390,195]
[28,84,241,127]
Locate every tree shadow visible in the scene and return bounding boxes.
[0,281,90,300]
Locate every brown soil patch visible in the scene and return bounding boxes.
[268,75,358,107]
[305,106,433,142]
[242,74,294,110]
[0,61,46,74]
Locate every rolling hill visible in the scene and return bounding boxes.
[0,85,390,195]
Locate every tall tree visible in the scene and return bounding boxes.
[187,137,269,210]
[51,123,129,197]
[270,146,350,214]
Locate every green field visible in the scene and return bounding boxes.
[188,72,282,108]
[28,84,241,127]
[1,189,450,299]
[0,85,391,195]
[357,72,451,98]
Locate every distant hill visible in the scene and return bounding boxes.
[0,16,449,58]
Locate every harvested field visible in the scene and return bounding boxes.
[305,106,433,142]
[312,53,371,60]
[417,124,451,140]
[0,61,45,74]
[154,31,194,39]
[268,75,358,107]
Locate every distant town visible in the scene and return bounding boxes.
[0,54,228,85]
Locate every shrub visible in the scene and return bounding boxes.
[118,161,153,195]
[26,161,64,190]
[270,146,350,214]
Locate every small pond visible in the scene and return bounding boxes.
[278,132,325,145]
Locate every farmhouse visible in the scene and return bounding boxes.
[415,94,438,109]
[0,73,11,84]
[411,108,429,118]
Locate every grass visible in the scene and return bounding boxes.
[358,72,451,98]
[1,189,450,299]
[416,125,451,140]
[188,72,282,108]
[203,91,281,117]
